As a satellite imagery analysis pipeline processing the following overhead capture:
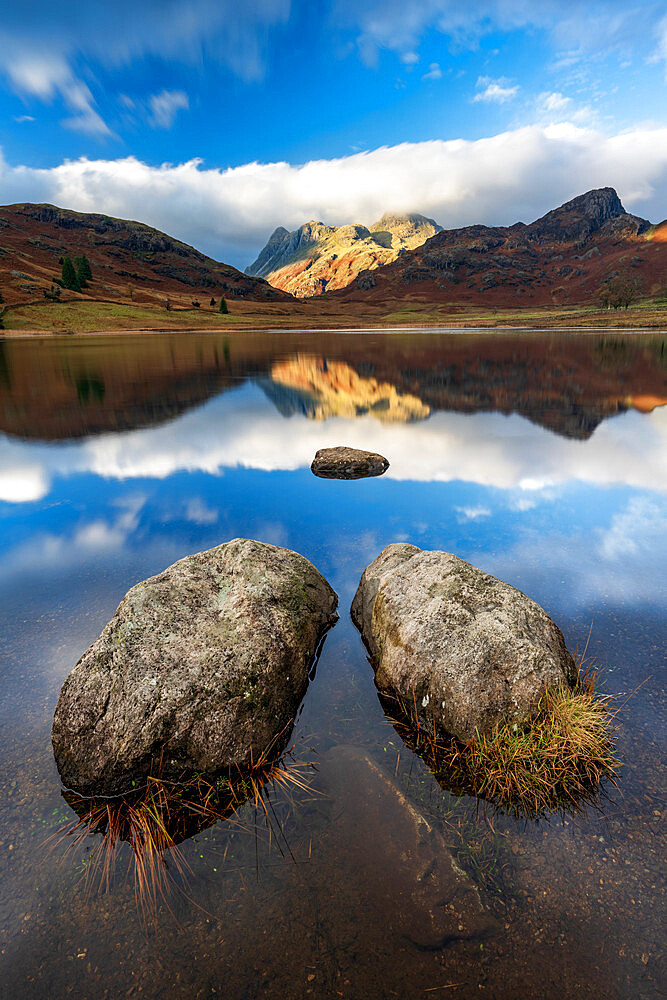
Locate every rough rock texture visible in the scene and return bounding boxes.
[311,446,389,479]
[352,544,576,741]
[245,213,442,296]
[52,539,338,796]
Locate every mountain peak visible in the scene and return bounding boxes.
[526,187,634,244]
[371,211,443,235]
[246,211,441,295]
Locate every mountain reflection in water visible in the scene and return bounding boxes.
[0,329,664,1000]
[0,330,665,441]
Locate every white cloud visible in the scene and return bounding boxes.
[536,90,595,126]
[422,62,442,81]
[1,122,666,266]
[539,91,571,113]
[480,494,667,612]
[4,52,112,136]
[337,1,667,72]
[13,115,34,123]
[473,76,519,103]
[598,496,666,559]
[0,465,49,503]
[0,2,289,139]
[455,505,492,521]
[148,90,189,129]
[185,497,219,524]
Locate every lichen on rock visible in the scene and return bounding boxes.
[52,538,338,796]
[352,543,576,742]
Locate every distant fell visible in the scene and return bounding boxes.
[0,202,291,310]
[331,187,665,309]
[246,213,442,297]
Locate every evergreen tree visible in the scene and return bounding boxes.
[61,257,81,292]
[74,254,92,287]
[219,296,228,314]
[210,297,216,307]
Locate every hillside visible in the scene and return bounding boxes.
[331,188,667,308]
[0,203,291,314]
[246,213,442,297]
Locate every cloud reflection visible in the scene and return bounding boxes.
[0,384,664,505]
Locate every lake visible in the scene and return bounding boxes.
[0,329,664,999]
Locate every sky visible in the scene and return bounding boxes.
[0,0,666,266]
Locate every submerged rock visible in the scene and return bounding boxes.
[311,445,389,479]
[52,539,338,796]
[352,543,576,741]
[319,746,495,949]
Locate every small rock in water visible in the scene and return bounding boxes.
[352,543,577,741]
[52,538,338,796]
[311,446,389,480]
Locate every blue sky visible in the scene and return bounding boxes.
[1,1,666,265]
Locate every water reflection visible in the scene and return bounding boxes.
[1,381,665,503]
[0,330,665,1000]
[0,331,665,441]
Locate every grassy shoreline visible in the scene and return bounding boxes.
[1,296,665,335]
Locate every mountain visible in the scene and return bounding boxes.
[246,213,442,297]
[330,188,666,308]
[0,203,290,309]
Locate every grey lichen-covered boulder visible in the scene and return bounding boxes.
[352,544,576,742]
[52,539,338,796]
[311,446,389,480]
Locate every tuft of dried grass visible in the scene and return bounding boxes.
[49,746,315,922]
[387,669,620,819]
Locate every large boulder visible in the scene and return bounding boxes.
[52,539,338,796]
[352,544,576,742]
[311,446,389,480]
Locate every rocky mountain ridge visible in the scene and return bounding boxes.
[333,187,666,308]
[246,213,442,297]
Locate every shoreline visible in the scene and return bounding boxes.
[2,320,666,339]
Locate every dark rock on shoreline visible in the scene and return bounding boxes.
[52,538,338,796]
[352,543,576,741]
[311,445,389,479]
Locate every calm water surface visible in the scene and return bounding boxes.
[0,330,665,999]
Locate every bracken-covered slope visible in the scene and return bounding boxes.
[331,188,667,308]
[246,213,442,297]
[0,203,290,307]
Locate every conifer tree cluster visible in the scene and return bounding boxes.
[59,254,93,292]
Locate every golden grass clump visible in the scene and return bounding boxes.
[49,748,314,921]
[387,672,620,819]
